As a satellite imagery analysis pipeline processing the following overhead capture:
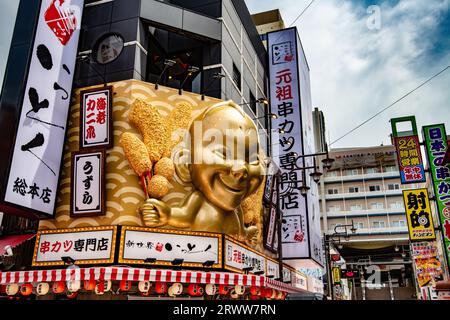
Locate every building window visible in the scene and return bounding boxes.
[232,63,241,91]
[249,91,257,115]
[369,185,381,192]
[346,169,359,176]
[391,220,406,228]
[390,202,404,210]
[354,222,364,230]
[366,167,378,174]
[328,188,339,195]
[350,204,363,211]
[327,171,338,177]
[370,202,384,210]
[349,187,359,193]
[328,205,341,212]
[387,183,400,190]
[372,221,386,229]
[384,165,397,172]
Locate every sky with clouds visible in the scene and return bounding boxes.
[0,0,20,92]
[246,0,450,149]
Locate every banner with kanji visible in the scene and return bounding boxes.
[402,188,436,241]
[423,124,450,266]
[391,116,426,184]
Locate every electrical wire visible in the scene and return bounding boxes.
[329,65,450,146]
[288,0,317,27]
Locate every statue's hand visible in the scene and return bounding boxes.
[140,198,171,227]
[245,225,259,247]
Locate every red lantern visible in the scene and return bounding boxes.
[263,288,275,299]
[187,284,204,297]
[20,283,33,296]
[249,286,261,296]
[66,291,78,300]
[218,284,229,295]
[119,280,132,292]
[52,281,65,294]
[155,282,167,294]
[249,294,260,300]
[83,279,96,291]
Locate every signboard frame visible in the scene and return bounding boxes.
[402,188,436,242]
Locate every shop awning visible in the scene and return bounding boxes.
[0,234,35,256]
[0,266,304,294]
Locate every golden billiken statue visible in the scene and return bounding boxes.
[121,100,265,243]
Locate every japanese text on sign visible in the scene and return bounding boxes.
[403,189,436,241]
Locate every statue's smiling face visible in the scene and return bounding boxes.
[189,106,264,211]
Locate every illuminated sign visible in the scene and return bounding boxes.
[224,236,266,274]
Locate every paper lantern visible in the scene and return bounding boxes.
[119,280,132,292]
[205,284,217,296]
[155,282,167,294]
[168,283,183,297]
[95,280,112,295]
[234,285,245,295]
[218,284,229,295]
[83,279,96,291]
[263,288,276,299]
[52,281,65,294]
[66,291,78,300]
[67,280,81,293]
[249,286,261,296]
[36,282,50,296]
[138,281,151,294]
[6,284,19,296]
[187,284,203,297]
[20,283,33,296]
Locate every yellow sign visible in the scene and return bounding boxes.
[403,188,436,241]
[332,267,341,284]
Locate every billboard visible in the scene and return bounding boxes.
[268,27,323,266]
[402,188,436,242]
[391,116,426,184]
[3,0,84,217]
[423,124,450,265]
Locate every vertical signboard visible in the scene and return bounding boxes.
[80,86,114,149]
[402,189,436,241]
[411,242,444,289]
[268,27,323,265]
[71,150,105,217]
[423,124,450,265]
[3,0,84,217]
[391,116,426,184]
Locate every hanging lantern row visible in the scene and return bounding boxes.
[0,280,287,300]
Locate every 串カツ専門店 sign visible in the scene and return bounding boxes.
[403,188,436,242]
[32,226,117,266]
[3,0,84,217]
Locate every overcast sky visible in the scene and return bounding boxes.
[246,0,450,149]
[0,0,20,91]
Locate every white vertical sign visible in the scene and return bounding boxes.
[4,0,84,216]
[268,28,309,259]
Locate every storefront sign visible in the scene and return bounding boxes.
[3,0,84,217]
[268,27,323,265]
[291,270,308,291]
[80,86,113,149]
[332,267,341,284]
[119,227,222,268]
[263,162,275,204]
[403,188,436,241]
[71,150,105,217]
[411,242,444,288]
[224,237,266,274]
[264,205,278,252]
[266,258,280,279]
[391,116,426,184]
[32,226,117,266]
[307,276,324,294]
[423,124,450,264]
[282,266,291,283]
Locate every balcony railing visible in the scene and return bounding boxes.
[324,189,403,200]
[327,226,408,235]
[324,171,400,183]
[325,208,405,218]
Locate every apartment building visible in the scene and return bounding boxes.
[320,145,419,299]
[251,9,285,47]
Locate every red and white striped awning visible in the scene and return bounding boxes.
[0,267,305,293]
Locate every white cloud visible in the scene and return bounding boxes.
[0,0,20,90]
[246,0,450,148]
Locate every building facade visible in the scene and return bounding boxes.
[320,145,420,299]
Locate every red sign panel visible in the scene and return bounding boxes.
[394,135,426,184]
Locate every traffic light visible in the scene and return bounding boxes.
[340,269,360,279]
